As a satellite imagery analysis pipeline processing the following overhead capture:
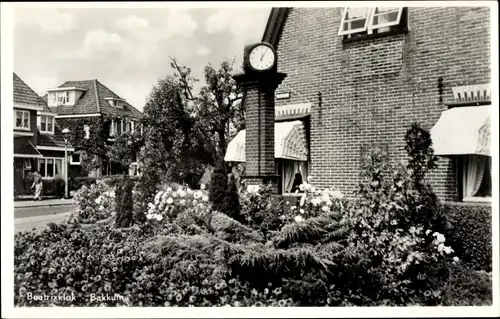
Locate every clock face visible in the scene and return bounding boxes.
[249,45,275,71]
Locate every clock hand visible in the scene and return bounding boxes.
[260,52,265,61]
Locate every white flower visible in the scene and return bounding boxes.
[166,187,172,193]
[198,203,204,209]
[202,195,209,202]
[300,195,306,207]
[200,184,206,190]
[290,206,296,211]
[326,200,333,207]
[155,214,163,222]
[443,246,454,255]
[109,191,115,198]
[180,199,186,206]
[321,206,329,212]
[147,202,154,208]
[307,176,312,182]
[453,256,459,263]
[437,243,445,253]
[330,190,343,199]
[433,232,439,237]
[311,198,320,207]
[304,183,312,191]
[194,191,203,199]
[146,214,154,220]
[99,205,104,211]
[436,233,446,243]
[294,215,304,223]
[166,197,174,205]
[311,186,316,193]
[391,220,397,225]
[286,201,290,205]
[177,189,187,198]
[95,196,102,205]
[299,184,305,191]
[187,188,193,195]
[193,199,198,206]
[299,209,305,214]
[425,229,431,236]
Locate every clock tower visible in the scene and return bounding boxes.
[233,42,287,193]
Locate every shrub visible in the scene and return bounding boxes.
[209,160,228,213]
[54,175,65,198]
[66,180,114,224]
[440,264,492,306]
[115,176,134,228]
[223,174,241,221]
[441,202,492,271]
[69,177,98,192]
[239,183,288,235]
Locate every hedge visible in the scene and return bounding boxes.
[68,175,140,191]
[441,202,492,271]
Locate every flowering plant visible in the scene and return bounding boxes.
[290,177,345,222]
[66,180,114,224]
[146,184,211,224]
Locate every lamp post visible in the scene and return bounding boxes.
[62,128,70,199]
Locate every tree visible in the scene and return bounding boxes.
[223,173,241,221]
[171,57,245,163]
[209,160,228,212]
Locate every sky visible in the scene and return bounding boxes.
[13,6,270,111]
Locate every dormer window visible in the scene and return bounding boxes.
[40,115,55,134]
[105,98,125,109]
[46,87,86,107]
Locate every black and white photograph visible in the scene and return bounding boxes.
[1,1,498,318]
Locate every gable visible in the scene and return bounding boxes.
[13,73,51,112]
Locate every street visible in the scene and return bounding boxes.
[14,204,75,233]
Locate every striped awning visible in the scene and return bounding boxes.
[431,105,491,156]
[225,120,308,162]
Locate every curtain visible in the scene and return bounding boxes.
[283,160,297,193]
[463,155,487,197]
[55,159,62,176]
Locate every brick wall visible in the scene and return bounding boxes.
[274,7,491,201]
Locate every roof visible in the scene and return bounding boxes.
[13,73,52,112]
[46,79,142,118]
[37,124,69,149]
[14,137,43,156]
[261,8,291,47]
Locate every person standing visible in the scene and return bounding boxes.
[30,170,43,201]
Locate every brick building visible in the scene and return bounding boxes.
[225,7,492,204]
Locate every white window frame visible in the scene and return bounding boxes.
[368,7,404,30]
[15,110,30,130]
[40,115,55,134]
[129,162,139,176]
[38,157,64,179]
[55,91,71,105]
[338,7,404,36]
[131,121,135,133]
[70,152,81,165]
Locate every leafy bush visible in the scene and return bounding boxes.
[54,175,65,198]
[115,176,134,228]
[223,174,241,222]
[440,265,492,306]
[209,161,228,213]
[69,177,98,192]
[66,180,114,224]
[441,202,492,271]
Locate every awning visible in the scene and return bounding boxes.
[430,105,491,156]
[14,137,43,158]
[225,120,308,162]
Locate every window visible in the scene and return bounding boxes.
[15,110,30,129]
[280,159,308,195]
[338,7,405,37]
[125,121,132,132]
[56,91,71,104]
[461,155,491,202]
[129,162,138,176]
[50,93,56,105]
[23,159,32,170]
[38,157,64,178]
[83,125,90,139]
[40,115,55,133]
[70,153,81,165]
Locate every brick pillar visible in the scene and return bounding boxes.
[234,73,287,193]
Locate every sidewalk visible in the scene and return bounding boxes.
[14,198,74,209]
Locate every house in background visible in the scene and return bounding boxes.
[43,79,143,178]
[225,7,491,204]
[13,73,75,196]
